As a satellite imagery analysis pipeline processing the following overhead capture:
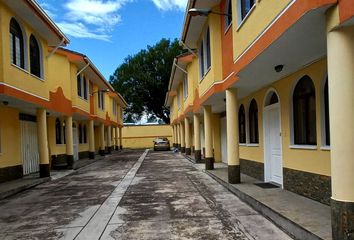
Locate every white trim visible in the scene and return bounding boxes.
[246,143,259,147]
[0,82,49,101]
[289,145,317,150]
[236,3,256,31]
[234,0,296,64]
[72,105,89,113]
[239,143,247,146]
[320,146,331,151]
[200,71,235,96]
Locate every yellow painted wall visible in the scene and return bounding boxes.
[0,4,50,99]
[122,125,173,149]
[232,0,292,60]
[47,53,71,99]
[212,113,222,162]
[198,10,223,96]
[0,106,21,168]
[239,58,330,176]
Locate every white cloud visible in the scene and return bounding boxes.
[151,0,187,11]
[57,22,111,41]
[39,0,131,41]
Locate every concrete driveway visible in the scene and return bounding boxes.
[0,150,292,240]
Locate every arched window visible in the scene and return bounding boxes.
[324,78,330,146]
[63,121,66,144]
[240,0,255,20]
[55,118,62,144]
[29,35,41,78]
[269,92,279,105]
[10,18,24,68]
[239,104,246,143]
[83,125,87,143]
[79,124,82,144]
[249,99,259,143]
[225,0,232,28]
[293,75,317,145]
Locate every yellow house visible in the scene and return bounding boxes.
[166,0,354,238]
[0,1,127,184]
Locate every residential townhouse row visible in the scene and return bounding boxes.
[165,0,353,239]
[0,0,127,183]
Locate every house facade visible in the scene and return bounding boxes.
[165,0,354,239]
[0,1,126,183]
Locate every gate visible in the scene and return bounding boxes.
[20,115,39,175]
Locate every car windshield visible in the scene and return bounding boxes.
[155,138,167,143]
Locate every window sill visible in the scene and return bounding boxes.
[239,143,247,146]
[236,4,256,32]
[289,145,317,150]
[320,146,331,151]
[199,67,211,82]
[247,143,259,147]
[78,96,89,102]
[224,23,232,35]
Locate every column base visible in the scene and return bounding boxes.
[203,148,206,158]
[181,147,185,153]
[192,146,195,153]
[120,145,123,150]
[177,144,181,150]
[228,165,241,184]
[99,150,105,156]
[39,164,50,178]
[89,152,95,159]
[195,150,202,163]
[331,199,354,240]
[66,155,74,169]
[185,148,191,155]
[205,157,214,170]
[115,146,119,151]
[107,147,112,154]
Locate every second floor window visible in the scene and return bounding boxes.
[29,35,41,78]
[240,0,255,20]
[10,18,24,69]
[98,91,105,110]
[199,27,211,79]
[113,100,117,115]
[183,75,188,99]
[225,0,232,28]
[77,74,88,100]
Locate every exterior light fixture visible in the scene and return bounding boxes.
[2,101,9,106]
[188,8,231,17]
[274,65,284,73]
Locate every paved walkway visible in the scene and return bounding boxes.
[0,150,291,239]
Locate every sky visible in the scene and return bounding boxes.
[38,0,188,80]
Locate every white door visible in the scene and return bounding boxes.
[220,117,228,164]
[73,126,79,161]
[264,103,283,185]
[21,120,39,175]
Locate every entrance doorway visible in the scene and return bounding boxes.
[20,115,39,175]
[263,91,283,186]
[73,123,79,161]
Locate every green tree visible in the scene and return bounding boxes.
[110,38,184,124]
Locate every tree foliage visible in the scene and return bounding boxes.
[110,38,184,124]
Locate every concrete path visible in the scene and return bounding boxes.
[0,150,292,239]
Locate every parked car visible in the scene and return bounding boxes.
[153,137,170,151]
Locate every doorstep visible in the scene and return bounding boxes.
[0,154,106,200]
[194,162,332,240]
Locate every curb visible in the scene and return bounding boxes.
[204,170,323,240]
[0,177,50,200]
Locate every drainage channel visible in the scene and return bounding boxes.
[74,149,149,240]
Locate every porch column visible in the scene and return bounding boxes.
[107,125,112,154]
[193,114,202,162]
[115,127,119,150]
[176,124,180,149]
[204,105,214,170]
[226,88,240,183]
[99,123,105,156]
[119,127,123,149]
[173,125,177,148]
[184,118,191,155]
[65,116,74,169]
[36,109,50,178]
[180,122,185,153]
[327,24,354,240]
[88,119,95,159]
